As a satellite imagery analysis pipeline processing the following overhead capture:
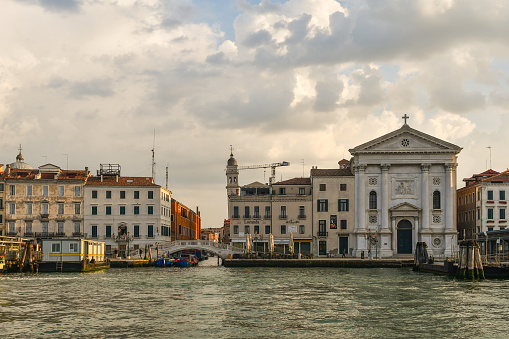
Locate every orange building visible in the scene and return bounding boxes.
[171,198,201,241]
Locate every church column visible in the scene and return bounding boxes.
[391,218,397,251]
[414,217,419,252]
[358,164,367,231]
[380,164,391,230]
[421,164,431,230]
[444,164,456,230]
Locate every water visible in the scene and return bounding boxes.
[1,259,509,338]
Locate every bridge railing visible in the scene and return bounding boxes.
[157,240,244,253]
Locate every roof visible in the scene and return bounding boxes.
[242,181,269,188]
[463,169,500,183]
[310,168,353,177]
[1,169,88,181]
[85,176,158,186]
[481,170,509,183]
[272,177,311,185]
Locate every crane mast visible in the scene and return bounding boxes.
[238,161,290,185]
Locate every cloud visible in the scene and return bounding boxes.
[16,0,82,13]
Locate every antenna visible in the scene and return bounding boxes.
[487,146,492,169]
[152,130,156,180]
[62,154,69,170]
[165,164,169,190]
[300,159,305,177]
[42,155,47,163]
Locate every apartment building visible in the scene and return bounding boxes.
[170,199,201,241]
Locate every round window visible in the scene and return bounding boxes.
[401,138,410,147]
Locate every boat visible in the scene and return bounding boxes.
[154,257,175,267]
[174,254,198,267]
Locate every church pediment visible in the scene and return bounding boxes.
[349,124,462,155]
[390,202,422,212]
[38,163,61,173]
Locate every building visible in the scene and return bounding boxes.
[457,169,499,240]
[2,156,89,239]
[311,163,355,257]
[349,117,462,257]
[170,199,201,241]
[458,169,509,240]
[83,164,172,257]
[201,228,221,242]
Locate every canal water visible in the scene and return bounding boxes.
[1,259,509,338]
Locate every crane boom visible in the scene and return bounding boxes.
[238,161,290,185]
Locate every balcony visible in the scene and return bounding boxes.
[279,215,287,220]
[72,232,85,237]
[298,214,306,220]
[24,232,34,237]
[265,214,271,219]
[6,232,18,237]
[40,213,49,220]
[35,232,55,238]
[318,231,328,237]
[232,215,240,220]
[253,214,261,219]
[243,215,251,219]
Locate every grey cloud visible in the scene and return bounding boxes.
[236,0,282,15]
[242,29,273,48]
[206,52,227,64]
[69,79,115,99]
[16,0,82,13]
[429,86,485,113]
[314,79,343,112]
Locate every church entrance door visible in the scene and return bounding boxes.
[397,220,413,254]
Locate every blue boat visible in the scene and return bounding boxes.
[154,257,174,267]
[174,254,198,267]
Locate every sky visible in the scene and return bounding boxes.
[2,0,509,228]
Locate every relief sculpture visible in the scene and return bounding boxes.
[395,180,414,195]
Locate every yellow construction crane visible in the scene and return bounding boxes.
[238,161,290,185]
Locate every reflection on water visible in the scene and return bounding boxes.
[1,259,509,338]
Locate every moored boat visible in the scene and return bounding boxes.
[154,257,175,267]
[174,254,198,267]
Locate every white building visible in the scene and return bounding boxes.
[83,164,171,257]
[349,118,462,257]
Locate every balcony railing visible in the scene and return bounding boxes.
[253,214,260,219]
[243,215,251,219]
[265,214,271,219]
[298,214,306,219]
[232,215,240,219]
[318,231,328,237]
[279,215,287,219]
[72,232,85,237]
[24,232,34,237]
[6,232,18,237]
[40,214,49,219]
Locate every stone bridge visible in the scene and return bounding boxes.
[157,240,245,259]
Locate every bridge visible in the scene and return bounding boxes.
[157,240,245,259]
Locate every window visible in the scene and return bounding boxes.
[318,220,327,236]
[148,225,153,237]
[339,199,349,212]
[92,206,98,215]
[488,208,494,220]
[9,203,15,214]
[92,225,97,238]
[42,185,48,196]
[233,225,239,234]
[280,206,287,218]
[106,225,111,238]
[265,225,271,234]
[433,191,441,209]
[27,185,33,196]
[74,203,80,215]
[488,227,493,232]
[9,185,15,196]
[58,203,65,215]
[134,225,140,238]
[320,184,326,191]
[120,206,126,215]
[280,225,286,234]
[92,190,97,199]
[279,188,286,195]
[0,183,3,191]
[70,243,78,253]
[148,206,154,215]
[299,206,305,217]
[340,220,347,230]
[74,186,81,197]
[317,199,328,212]
[26,202,32,215]
[340,184,347,191]
[42,203,49,214]
[500,209,506,220]
[134,206,140,215]
[254,225,260,234]
[233,206,239,218]
[244,206,250,218]
[58,222,64,234]
[299,225,305,234]
[148,191,154,199]
[58,186,64,196]
[477,209,480,220]
[120,191,126,199]
[134,191,140,199]
[478,191,480,201]
[500,191,506,201]
[330,215,337,229]
[106,206,112,215]
[265,206,271,218]
[25,222,32,234]
[245,225,250,234]
[254,206,260,218]
[369,191,377,209]
[42,222,48,233]
[299,187,305,195]
[106,191,112,199]
[51,243,61,252]
[488,190,494,200]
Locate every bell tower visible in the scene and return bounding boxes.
[226,146,239,197]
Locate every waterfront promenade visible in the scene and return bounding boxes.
[223,258,414,268]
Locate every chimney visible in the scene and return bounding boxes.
[6,164,11,174]
[116,175,118,182]
[85,167,89,176]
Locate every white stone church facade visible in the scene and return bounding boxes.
[349,120,462,257]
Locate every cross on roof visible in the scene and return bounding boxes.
[402,114,409,125]
[18,144,22,154]
[230,145,234,156]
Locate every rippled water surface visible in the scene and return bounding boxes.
[1,259,509,338]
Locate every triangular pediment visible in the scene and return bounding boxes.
[390,202,422,212]
[243,181,268,188]
[38,163,61,173]
[349,124,462,154]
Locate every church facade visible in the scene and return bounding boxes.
[349,119,462,257]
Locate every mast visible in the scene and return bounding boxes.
[152,130,156,180]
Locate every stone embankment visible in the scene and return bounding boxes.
[223,258,413,268]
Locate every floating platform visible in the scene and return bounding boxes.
[109,259,153,268]
[223,258,414,268]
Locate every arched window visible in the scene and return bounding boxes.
[433,191,441,209]
[229,177,232,183]
[369,191,377,209]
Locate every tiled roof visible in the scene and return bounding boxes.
[273,177,311,185]
[479,169,499,176]
[482,170,509,182]
[85,176,157,186]
[310,168,353,177]
[242,181,269,188]
[0,169,88,181]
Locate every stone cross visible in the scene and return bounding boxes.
[402,114,409,125]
